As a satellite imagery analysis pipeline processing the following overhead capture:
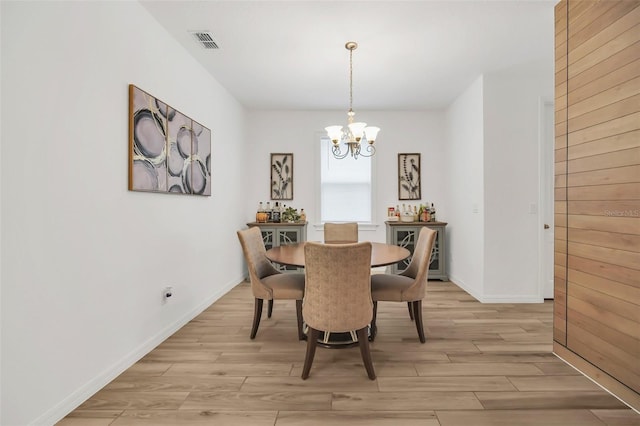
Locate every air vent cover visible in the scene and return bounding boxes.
[190,31,219,49]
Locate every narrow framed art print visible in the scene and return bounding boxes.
[270,153,293,200]
[398,153,421,200]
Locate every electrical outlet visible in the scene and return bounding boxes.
[162,286,174,303]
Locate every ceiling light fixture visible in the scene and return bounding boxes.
[325,41,380,160]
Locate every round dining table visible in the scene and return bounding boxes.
[265,241,410,269]
[265,241,410,348]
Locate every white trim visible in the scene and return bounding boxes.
[450,276,542,304]
[312,222,379,232]
[481,294,545,304]
[538,97,554,300]
[448,275,482,303]
[38,276,244,426]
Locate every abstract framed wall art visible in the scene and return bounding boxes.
[129,84,211,196]
[270,153,293,200]
[398,153,421,200]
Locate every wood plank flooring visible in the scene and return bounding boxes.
[58,281,640,426]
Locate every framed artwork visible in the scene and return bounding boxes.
[129,84,211,196]
[398,153,421,200]
[270,153,293,200]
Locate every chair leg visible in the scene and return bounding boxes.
[356,327,376,380]
[295,300,305,341]
[267,299,274,318]
[408,301,414,321]
[370,301,378,342]
[250,298,263,339]
[413,300,426,343]
[302,327,320,380]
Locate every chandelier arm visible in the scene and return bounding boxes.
[331,144,351,160]
[357,144,376,158]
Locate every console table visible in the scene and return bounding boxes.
[247,222,308,272]
[385,221,448,280]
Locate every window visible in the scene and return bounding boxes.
[320,137,372,223]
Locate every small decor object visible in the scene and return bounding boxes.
[129,84,211,196]
[398,153,421,200]
[282,206,301,223]
[270,153,293,200]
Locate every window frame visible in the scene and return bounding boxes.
[316,133,378,228]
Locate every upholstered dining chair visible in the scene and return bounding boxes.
[237,227,305,340]
[301,241,375,380]
[370,227,437,343]
[323,222,358,244]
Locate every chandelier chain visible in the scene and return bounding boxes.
[349,46,353,115]
[324,41,379,159]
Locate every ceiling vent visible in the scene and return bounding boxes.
[190,31,219,49]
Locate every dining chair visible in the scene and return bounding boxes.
[323,222,358,243]
[301,241,375,380]
[370,226,437,343]
[237,227,305,340]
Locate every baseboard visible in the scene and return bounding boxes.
[448,275,543,303]
[447,275,482,302]
[481,294,544,303]
[36,275,244,426]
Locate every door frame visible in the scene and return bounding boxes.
[538,97,555,300]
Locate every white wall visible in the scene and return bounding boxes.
[0,1,246,425]
[483,61,553,301]
[0,2,3,421]
[244,110,447,243]
[443,76,486,300]
[443,61,552,303]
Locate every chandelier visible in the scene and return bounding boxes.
[325,41,380,160]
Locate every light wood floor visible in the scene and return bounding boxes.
[59,281,640,426]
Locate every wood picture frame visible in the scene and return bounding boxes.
[270,153,293,200]
[398,153,421,200]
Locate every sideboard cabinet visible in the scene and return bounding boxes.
[385,221,447,280]
[247,222,307,272]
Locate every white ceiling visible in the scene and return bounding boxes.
[140,0,555,111]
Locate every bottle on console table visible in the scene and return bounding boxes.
[256,202,263,222]
[272,202,281,223]
[265,201,272,222]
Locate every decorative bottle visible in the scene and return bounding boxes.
[266,201,272,222]
[430,203,436,222]
[272,202,281,223]
[256,202,263,222]
[299,209,306,223]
